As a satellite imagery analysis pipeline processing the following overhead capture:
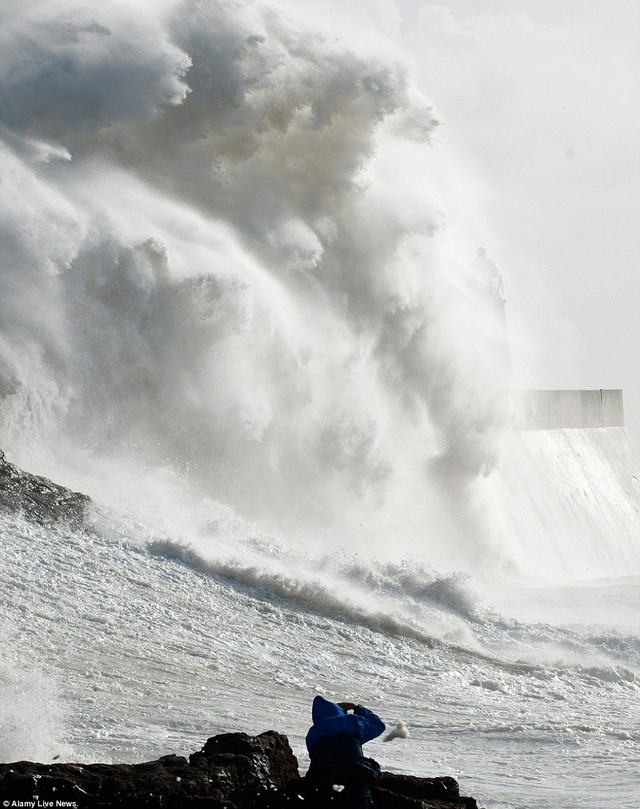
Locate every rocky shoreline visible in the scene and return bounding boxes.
[0,731,481,808]
[0,449,89,530]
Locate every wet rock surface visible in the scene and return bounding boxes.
[0,732,297,809]
[0,449,90,530]
[373,771,480,808]
[0,731,481,808]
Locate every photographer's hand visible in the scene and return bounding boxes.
[337,701,359,712]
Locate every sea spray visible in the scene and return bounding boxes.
[0,0,511,571]
[0,658,70,763]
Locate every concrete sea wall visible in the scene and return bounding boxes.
[494,389,640,579]
[515,389,624,430]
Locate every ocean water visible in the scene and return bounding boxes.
[1,2,639,808]
[1,505,639,809]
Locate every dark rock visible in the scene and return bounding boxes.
[374,771,478,807]
[286,768,479,809]
[189,731,300,809]
[0,732,482,809]
[0,731,299,809]
[0,448,90,529]
[373,777,479,809]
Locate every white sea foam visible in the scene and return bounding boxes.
[0,507,639,808]
[383,720,409,742]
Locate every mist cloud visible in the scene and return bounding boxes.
[0,0,510,566]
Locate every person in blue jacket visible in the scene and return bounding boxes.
[304,695,385,808]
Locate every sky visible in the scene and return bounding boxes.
[386,1,640,442]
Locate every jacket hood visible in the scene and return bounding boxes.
[311,695,345,722]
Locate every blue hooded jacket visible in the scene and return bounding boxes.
[305,696,385,753]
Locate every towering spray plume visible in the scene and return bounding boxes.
[0,0,510,567]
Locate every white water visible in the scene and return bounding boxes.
[1,2,639,807]
[1,506,639,809]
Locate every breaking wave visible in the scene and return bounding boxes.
[0,0,510,576]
